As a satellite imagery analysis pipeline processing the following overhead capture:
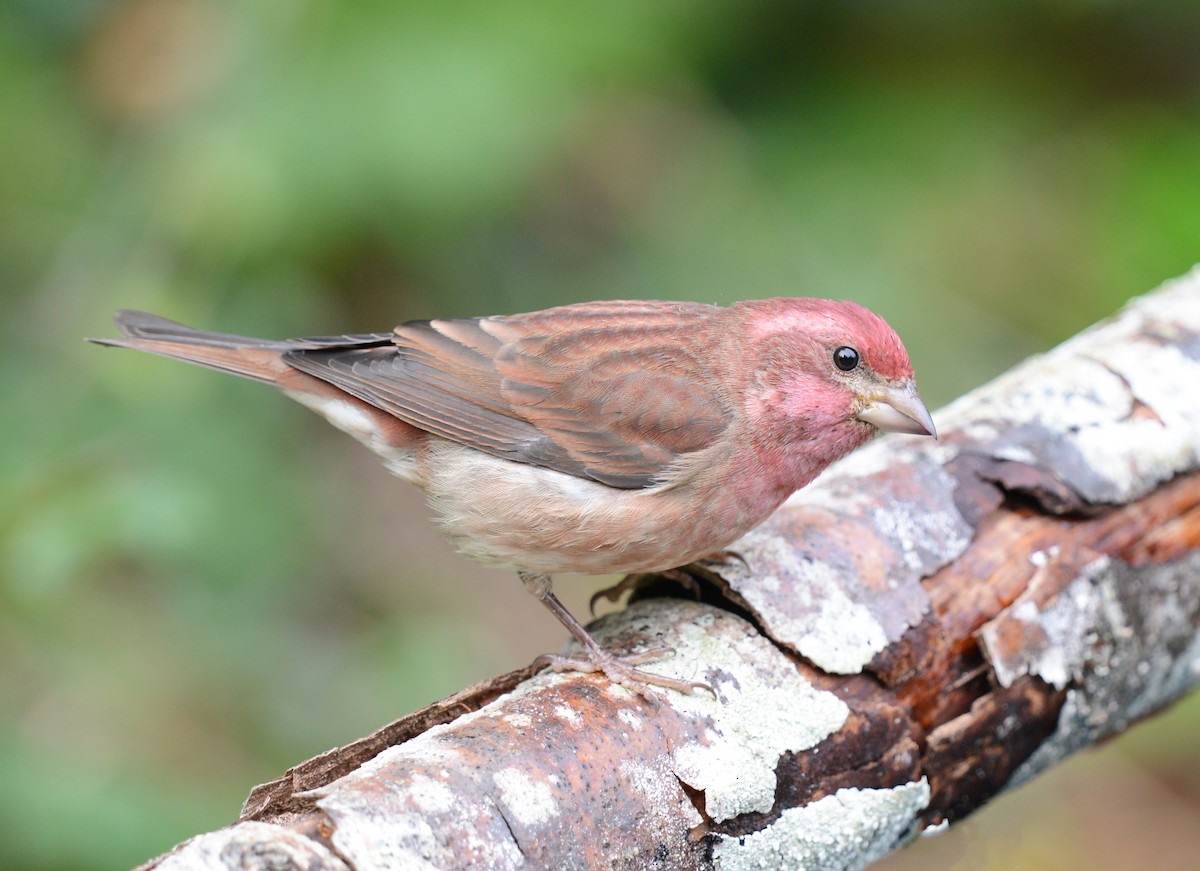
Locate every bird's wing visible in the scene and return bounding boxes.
[282,300,733,488]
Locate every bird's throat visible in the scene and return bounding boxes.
[748,421,874,506]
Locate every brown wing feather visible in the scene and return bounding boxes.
[492,310,731,480]
[283,300,734,488]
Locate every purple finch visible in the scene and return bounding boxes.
[92,299,934,693]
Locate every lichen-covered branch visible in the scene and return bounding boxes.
[143,269,1200,871]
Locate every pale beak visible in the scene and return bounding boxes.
[857,380,937,438]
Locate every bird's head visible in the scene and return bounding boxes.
[735,298,935,467]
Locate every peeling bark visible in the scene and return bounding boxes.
[140,268,1200,871]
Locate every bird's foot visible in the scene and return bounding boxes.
[523,571,714,700]
[695,548,749,570]
[535,648,714,701]
[588,569,704,616]
[588,553,747,616]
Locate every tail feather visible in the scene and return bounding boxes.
[90,310,399,384]
[88,311,294,384]
[90,310,426,459]
[111,310,283,348]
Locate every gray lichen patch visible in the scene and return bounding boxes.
[711,780,930,871]
[720,530,890,673]
[586,599,852,822]
[937,269,1200,506]
[938,354,1132,436]
[311,681,584,868]
[813,444,973,584]
[154,822,350,871]
[491,767,561,827]
[978,598,1063,689]
[1007,551,1200,788]
[620,754,707,837]
[1076,337,1200,497]
[319,752,525,870]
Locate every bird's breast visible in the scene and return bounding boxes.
[413,439,782,576]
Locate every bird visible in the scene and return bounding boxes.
[91,298,935,695]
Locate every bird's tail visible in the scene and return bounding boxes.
[88,310,295,384]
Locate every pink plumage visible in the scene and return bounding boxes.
[92,298,935,694]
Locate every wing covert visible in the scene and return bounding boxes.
[283,300,734,488]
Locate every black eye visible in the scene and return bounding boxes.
[833,346,860,372]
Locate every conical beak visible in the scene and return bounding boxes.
[857,380,937,438]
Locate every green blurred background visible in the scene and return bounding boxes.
[2,1,1198,868]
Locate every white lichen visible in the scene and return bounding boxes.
[722,531,889,674]
[492,767,559,827]
[937,269,1200,504]
[154,822,350,871]
[1009,553,1200,789]
[588,599,851,823]
[712,780,930,871]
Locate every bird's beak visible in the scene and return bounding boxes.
[857,380,937,438]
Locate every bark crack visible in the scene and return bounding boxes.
[489,795,525,859]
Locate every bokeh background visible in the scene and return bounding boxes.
[3,2,1199,868]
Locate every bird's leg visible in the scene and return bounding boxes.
[519,571,712,697]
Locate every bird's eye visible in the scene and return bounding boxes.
[833,346,860,372]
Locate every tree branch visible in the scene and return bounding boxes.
[143,269,1200,871]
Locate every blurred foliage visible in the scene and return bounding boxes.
[2,1,1198,868]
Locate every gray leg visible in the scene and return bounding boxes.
[518,571,712,697]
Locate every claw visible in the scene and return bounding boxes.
[589,569,706,616]
[589,574,645,616]
[522,570,716,701]
[535,648,715,701]
[696,549,749,570]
